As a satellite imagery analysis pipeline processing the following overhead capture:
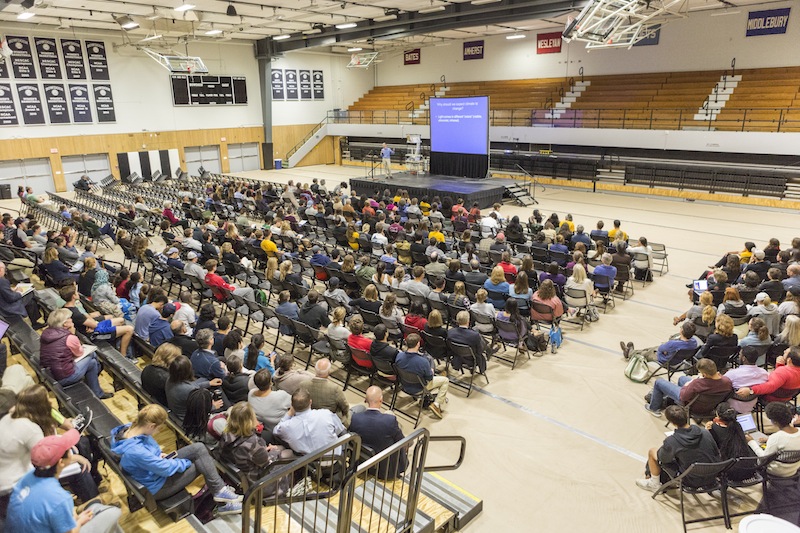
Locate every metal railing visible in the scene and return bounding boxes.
[241,429,432,533]
[328,107,800,132]
[285,116,328,162]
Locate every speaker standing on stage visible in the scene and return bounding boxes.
[380,143,395,178]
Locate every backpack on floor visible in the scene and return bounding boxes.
[255,288,269,306]
[624,352,651,383]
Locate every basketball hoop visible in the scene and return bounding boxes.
[347,52,379,69]
[186,60,197,73]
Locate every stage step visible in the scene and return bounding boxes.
[596,168,626,184]
[504,184,536,206]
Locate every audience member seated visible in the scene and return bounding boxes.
[133,293,169,342]
[621,321,700,362]
[349,386,407,480]
[532,279,570,322]
[323,277,352,313]
[399,266,431,297]
[448,310,489,372]
[351,284,382,315]
[704,402,755,481]
[738,317,772,348]
[746,402,800,477]
[110,405,241,514]
[635,405,721,492]
[301,359,363,427]
[396,334,448,419]
[220,402,283,485]
[222,356,251,404]
[736,346,800,403]
[695,314,737,359]
[483,266,509,309]
[141,343,182,406]
[723,346,769,413]
[205,259,255,303]
[248,368,291,433]
[627,237,653,281]
[370,324,399,366]
[42,247,78,285]
[747,293,780,336]
[192,329,228,381]
[776,315,800,347]
[298,290,331,330]
[272,354,314,396]
[242,334,274,374]
[149,303,176,348]
[273,388,347,456]
[39,308,112,399]
[6,430,122,533]
[166,320,199,357]
[166,355,222,422]
[644,359,732,417]
[404,302,428,336]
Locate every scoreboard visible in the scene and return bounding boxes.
[171,75,247,106]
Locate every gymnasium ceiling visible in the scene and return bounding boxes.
[0,0,783,55]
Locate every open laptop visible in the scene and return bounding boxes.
[693,279,708,296]
[737,413,768,446]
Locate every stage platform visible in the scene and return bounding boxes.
[351,172,507,209]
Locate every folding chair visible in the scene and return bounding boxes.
[493,319,530,369]
[392,364,433,428]
[447,340,489,397]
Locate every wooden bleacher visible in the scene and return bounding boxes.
[348,67,800,132]
[714,66,800,132]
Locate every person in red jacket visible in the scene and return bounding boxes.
[162,201,189,230]
[204,259,255,303]
[738,346,800,402]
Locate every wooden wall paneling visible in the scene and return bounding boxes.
[295,136,334,167]
[50,153,65,192]
[271,124,317,161]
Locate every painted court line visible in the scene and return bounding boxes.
[467,383,647,463]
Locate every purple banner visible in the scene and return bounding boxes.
[746,8,791,36]
[463,40,484,61]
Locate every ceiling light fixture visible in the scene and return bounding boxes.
[17,11,35,20]
[347,47,362,51]
[115,15,139,29]
[335,22,357,29]
[174,3,195,12]
[273,34,291,40]
[226,3,237,16]
[419,6,446,14]
[140,34,163,42]
[709,10,741,17]
[471,0,501,5]
[506,33,525,39]
[205,28,223,35]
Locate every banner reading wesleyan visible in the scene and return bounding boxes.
[537,32,563,54]
[463,41,484,61]
[746,8,791,36]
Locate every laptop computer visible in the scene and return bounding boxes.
[693,279,708,296]
[737,413,768,445]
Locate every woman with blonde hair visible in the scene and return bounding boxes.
[78,256,98,296]
[739,317,772,348]
[341,254,356,273]
[483,265,510,309]
[423,309,447,340]
[777,315,800,347]
[352,283,381,314]
[219,402,281,485]
[141,343,182,406]
[674,290,714,326]
[697,314,737,358]
[391,265,408,289]
[470,289,496,334]
[42,246,78,284]
[448,281,470,309]
[265,256,279,286]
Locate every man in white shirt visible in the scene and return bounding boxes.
[184,252,208,280]
[480,212,499,238]
[627,236,654,281]
[181,229,203,252]
[273,388,346,456]
[399,266,431,297]
[371,223,389,256]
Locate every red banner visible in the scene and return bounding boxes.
[404,48,421,65]
[537,32,563,54]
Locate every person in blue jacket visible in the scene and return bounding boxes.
[110,404,242,515]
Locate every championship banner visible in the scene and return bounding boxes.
[93,84,115,122]
[44,83,70,124]
[404,48,421,65]
[69,84,92,123]
[312,70,324,99]
[85,41,110,80]
[270,69,285,100]
[61,39,87,80]
[0,59,8,79]
[463,40,484,61]
[7,36,36,79]
[746,8,791,37]
[16,83,45,125]
[284,69,298,100]
[299,70,312,100]
[0,84,18,126]
[35,37,63,79]
[537,32,563,54]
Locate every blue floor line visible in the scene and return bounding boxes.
[469,383,647,463]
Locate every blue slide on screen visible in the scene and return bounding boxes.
[429,96,489,155]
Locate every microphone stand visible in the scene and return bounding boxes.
[515,164,542,205]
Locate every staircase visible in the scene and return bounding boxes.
[784,178,800,200]
[693,74,742,123]
[408,85,450,122]
[284,120,330,168]
[505,183,536,206]
[541,80,591,123]
[595,167,626,185]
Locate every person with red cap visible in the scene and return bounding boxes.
[6,429,122,532]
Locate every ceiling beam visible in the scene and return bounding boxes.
[259,0,584,55]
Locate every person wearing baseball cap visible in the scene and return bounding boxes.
[6,429,122,532]
[149,303,177,348]
[748,292,781,336]
[166,247,185,270]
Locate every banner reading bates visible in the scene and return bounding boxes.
[404,49,421,65]
[537,32,563,54]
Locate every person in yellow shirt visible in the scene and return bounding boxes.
[428,223,445,243]
[564,214,576,233]
[260,229,280,257]
[420,197,431,217]
[607,219,628,242]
